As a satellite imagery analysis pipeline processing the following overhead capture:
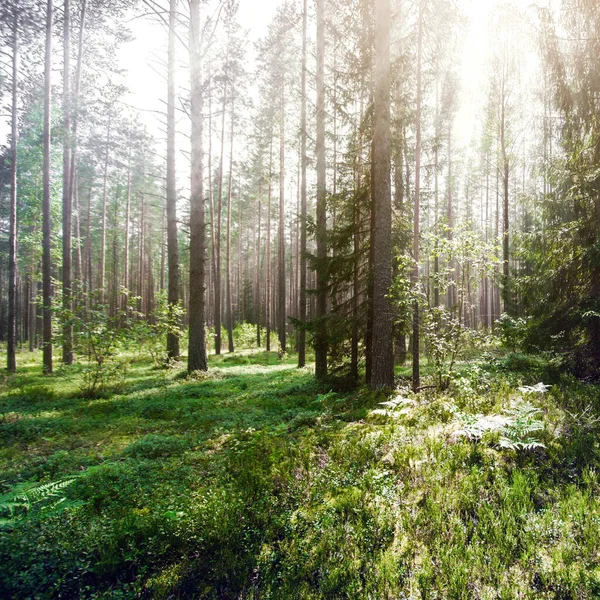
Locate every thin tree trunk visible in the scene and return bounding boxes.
[100,121,111,303]
[42,0,54,374]
[278,80,286,354]
[433,82,440,308]
[62,0,73,364]
[256,179,262,347]
[85,184,92,299]
[8,13,18,373]
[501,88,510,314]
[123,141,131,318]
[298,0,308,367]
[166,0,180,360]
[226,96,235,353]
[412,2,423,392]
[266,140,272,352]
[315,0,327,378]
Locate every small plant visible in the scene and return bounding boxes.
[422,306,470,390]
[370,395,415,418]
[455,401,545,451]
[0,477,79,528]
[130,291,184,368]
[498,313,530,351]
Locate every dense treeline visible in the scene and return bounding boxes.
[0,0,598,385]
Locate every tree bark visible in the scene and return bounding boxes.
[371,0,394,389]
[226,96,235,353]
[278,80,286,354]
[62,0,73,364]
[166,0,180,360]
[42,0,54,374]
[215,51,229,356]
[100,121,111,304]
[315,0,327,379]
[188,0,208,372]
[8,13,18,373]
[298,0,308,368]
[412,2,423,392]
[266,140,272,352]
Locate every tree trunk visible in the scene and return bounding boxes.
[226,96,235,353]
[256,180,262,347]
[266,141,272,352]
[8,13,18,373]
[123,140,131,319]
[501,91,510,314]
[371,0,394,389]
[298,0,308,367]
[42,0,54,374]
[166,0,180,360]
[62,0,73,364]
[215,53,229,356]
[100,121,110,304]
[188,0,208,372]
[412,2,423,391]
[315,0,327,378]
[278,81,286,354]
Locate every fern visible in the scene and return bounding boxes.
[370,395,414,418]
[455,402,545,451]
[0,477,79,528]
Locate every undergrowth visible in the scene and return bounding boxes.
[1,349,599,598]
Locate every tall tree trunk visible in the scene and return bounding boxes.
[256,180,262,347]
[62,0,73,364]
[138,193,145,314]
[412,2,423,392]
[371,0,394,389]
[266,141,272,352]
[122,141,131,319]
[298,0,308,367]
[215,57,229,356]
[188,0,208,372]
[447,126,454,310]
[433,82,440,308]
[315,0,327,378]
[100,121,111,303]
[166,0,180,360]
[501,89,510,314]
[8,13,18,373]
[226,97,235,353]
[278,81,286,354]
[85,184,92,299]
[42,0,54,374]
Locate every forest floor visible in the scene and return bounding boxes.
[1,348,600,599]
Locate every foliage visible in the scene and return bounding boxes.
[0,477,79,528]
[497,312,529,351]
[130,291,184,368]
[422,306,471,390]
[2,352,600,599]
[455,402,545,450]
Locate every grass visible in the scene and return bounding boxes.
[1,347,600,598]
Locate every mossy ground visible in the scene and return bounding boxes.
[1,348,600,599]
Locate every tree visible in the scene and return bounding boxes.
[7,10,19,373]
[370,0,394,389]
[315,0,327,379]
[187,0,208,372]
[62,0,73,365]
[297,0,308,368]
[166,0,180,361]
[42,0,53,374]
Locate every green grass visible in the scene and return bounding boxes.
[1,349,600,598]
